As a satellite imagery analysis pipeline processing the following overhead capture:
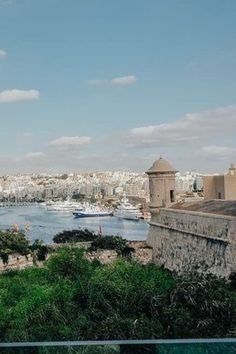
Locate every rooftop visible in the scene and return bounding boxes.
[146,157,177,174]
[171,199,236,217]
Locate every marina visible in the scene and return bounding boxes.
[0,205,149,244]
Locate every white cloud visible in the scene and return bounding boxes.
[24,152,45,159]
[199,145,236,159]
[49,136,91,148]
[127,106,236,147]
[86,79,109,85]
[87,75,137,86]
[0,49,6,59]
[0,89,40,103]
[111,75,137,86]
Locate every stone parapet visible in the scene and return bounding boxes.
[0,241,153,272]
[147,208,236,278]
[0,254,33,272]
[156,208,233,240]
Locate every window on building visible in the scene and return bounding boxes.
[170,190,175,202]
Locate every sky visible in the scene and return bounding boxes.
[0,0,236,174]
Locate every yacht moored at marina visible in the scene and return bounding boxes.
[73,204,113,218]
[46,200,83,212]
[113,196,142,221]
[73,210,113,218]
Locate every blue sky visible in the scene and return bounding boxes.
[0,0,236,173]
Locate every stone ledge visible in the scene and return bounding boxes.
[162,207,236,221]
[149,222,230,244]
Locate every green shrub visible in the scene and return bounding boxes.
[0,230,30,262]
[89,236,134,256]
[0,248,235,342]
[156,272,236,338]
[29,239,49,261]
[53,229,97,243]
[46,247,92,281]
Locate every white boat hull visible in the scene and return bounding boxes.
[73,211,113,218]
[114,196,142,221]
[113,212,141,221]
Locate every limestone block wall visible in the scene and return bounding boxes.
[203,176,216,200]
[155,209,232,240]
[147,208,236,277]
[203,176,225,200]
[128,241,153,264]
[225,175,236,200]
[149,174,176,208]
[87,249,117,264]
[86,241,153,265]
[0,254,33,272]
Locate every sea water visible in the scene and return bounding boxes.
[0,205,149,244]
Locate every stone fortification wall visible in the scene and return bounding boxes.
[0,241,153,272]
[128,241,153,265]
[86,241,153,265]
[0,254,33,272]
[87,249,118,264]
[147,208,236,278]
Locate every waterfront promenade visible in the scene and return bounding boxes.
[0,201,37,207]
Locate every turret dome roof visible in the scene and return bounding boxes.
[146,157,177,174]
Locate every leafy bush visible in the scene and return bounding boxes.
[229,272,236,290]
[0,248,236,342]
[53,229,97,243]
[0,230,30,263]
[82,260,175,327]
[160,272,236,338]
[46,247,92,281]
[53,230,134,257]
[0,251,9,264]
[0,230,51,264]
[29,239,49,261]
[89,236,134,256]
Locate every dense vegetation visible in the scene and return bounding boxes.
[0,229,49,264]
[0,247,236,345]
[1,229,236,353]
[53,228,97,243]
[88,235,134,257]
[0,229,29,263]
[53,229,134,256]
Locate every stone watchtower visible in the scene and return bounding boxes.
[146,157,177,218]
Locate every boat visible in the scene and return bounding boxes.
[113,196,142,221]
[140,211,151,220]
[73,210,113,218]
[73,204,113,218]
[46,200,83,212]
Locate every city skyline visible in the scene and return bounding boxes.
[0,0,236,173]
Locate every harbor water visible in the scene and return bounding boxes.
[0,205,149,244]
